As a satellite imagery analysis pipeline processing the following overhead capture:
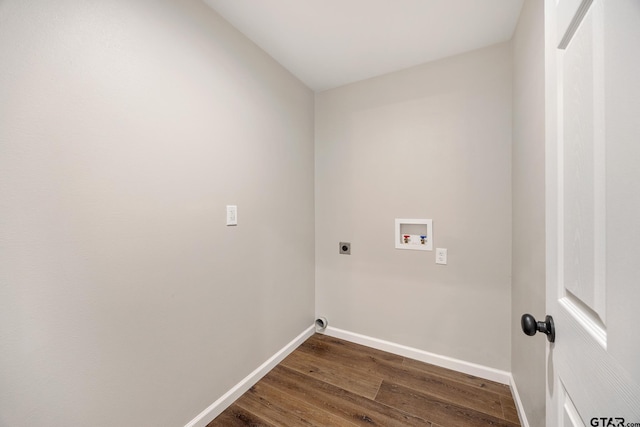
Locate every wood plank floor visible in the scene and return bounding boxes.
[208,334,521,427]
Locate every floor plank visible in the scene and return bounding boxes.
[208,334,521,427]
[300,334,405,369]
[500,394,521,424]
[207,403,275,427]
[281,347,383,400]
[263,365,432,427]
[376,381,519,427]
[375,361,504,419]
[236,381,355,427]
[402,356,513,398]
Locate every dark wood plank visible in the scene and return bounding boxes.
[262,365,432,427]
[281,346,383,400]
[376,381,520,427]
[303,334,405,368]
[206,403,275,427]
[375,361,504,419]
[295,334,404,377]
[500,394,521,424]
[236,381,356,426]
[402,356,513,397]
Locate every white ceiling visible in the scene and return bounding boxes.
[203,0,524,92]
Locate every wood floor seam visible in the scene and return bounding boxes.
[372,379,436,424]
[371,377,384,402]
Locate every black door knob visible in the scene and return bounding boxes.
[521,313,555,343]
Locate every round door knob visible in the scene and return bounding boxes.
[521,313,555,343]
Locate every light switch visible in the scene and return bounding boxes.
[436,248,447,265]
[226,205,237,226]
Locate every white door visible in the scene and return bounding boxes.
[545,0,640,425]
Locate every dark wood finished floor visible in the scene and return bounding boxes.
[208,334,521,427]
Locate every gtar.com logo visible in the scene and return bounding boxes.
[590,418,640,427]
[590,419,624,427]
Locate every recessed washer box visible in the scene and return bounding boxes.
[395,218,433,251]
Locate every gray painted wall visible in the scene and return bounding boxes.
[0,1,314,426]
[315,43,513,371]
[511,0,546,425]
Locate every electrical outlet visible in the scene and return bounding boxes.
[226,205,237,226]
[436,248,447,265]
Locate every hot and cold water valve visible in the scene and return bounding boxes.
[395,219,433,251]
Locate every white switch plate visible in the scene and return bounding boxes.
[226,205,237,226]
[436,248,447,265]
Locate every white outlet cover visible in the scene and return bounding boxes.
[436,248,447,264]
[226,205,237,226]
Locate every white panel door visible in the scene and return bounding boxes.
[545,0,640,426]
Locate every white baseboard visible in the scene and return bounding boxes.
[184,325,315,427]
[509,374,530,427]
[321,326,512,385]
